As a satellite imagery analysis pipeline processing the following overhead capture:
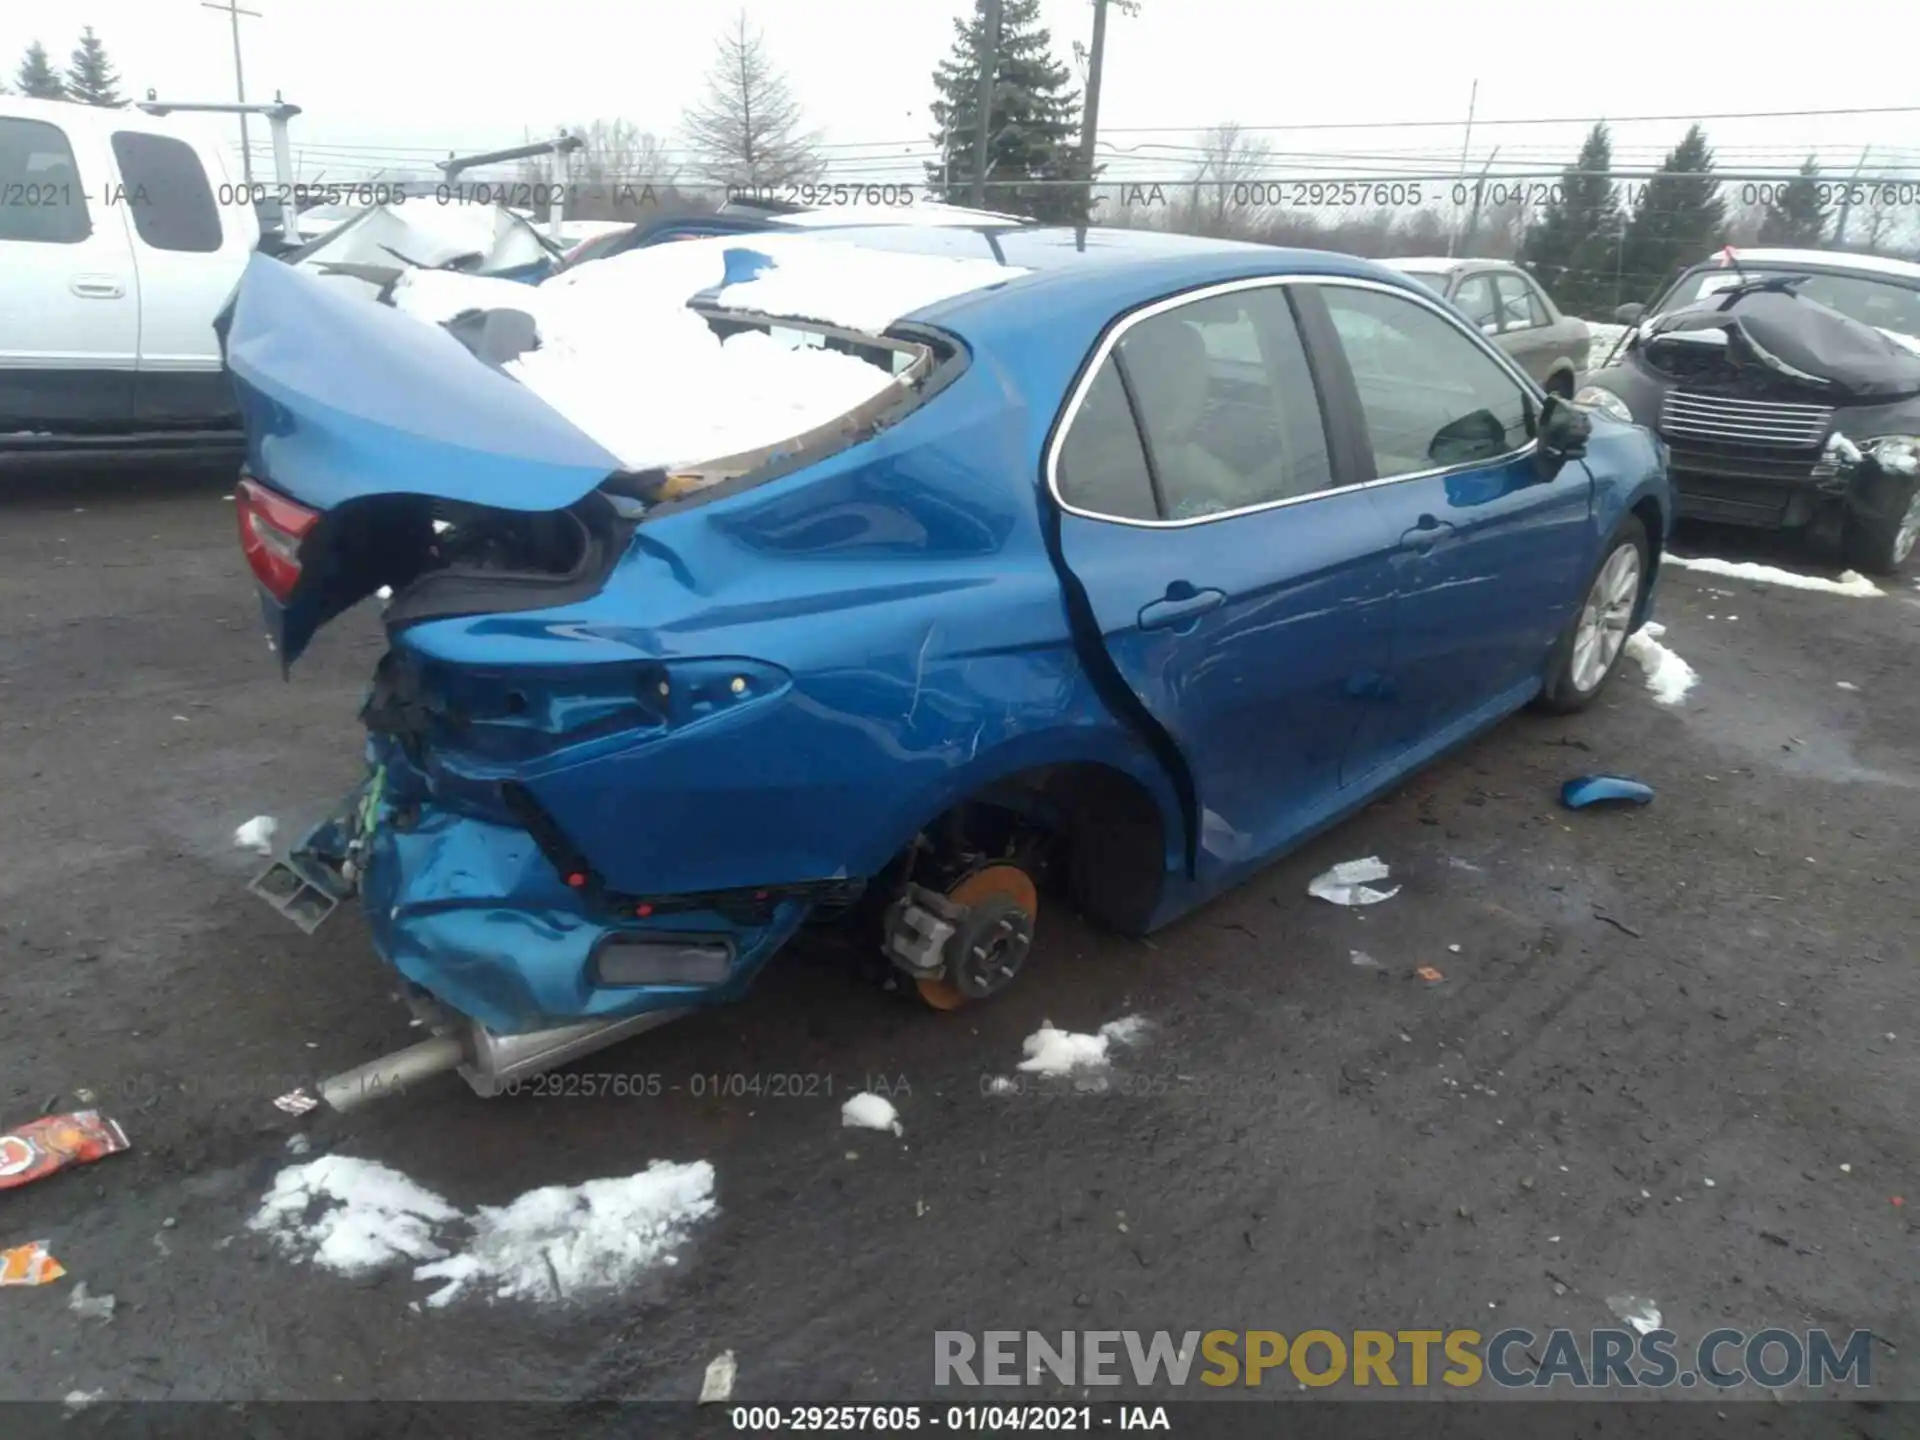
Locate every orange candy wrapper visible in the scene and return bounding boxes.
[0,1110,130,1192]
[0,1241,66,1286]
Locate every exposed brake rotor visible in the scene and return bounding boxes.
[915,863,1038,1011]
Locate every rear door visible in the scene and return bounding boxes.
[108,122,257,425]
[1308,279,1595,778]
[1493,270,1553,382]
[1049,279,1399,887]
[0,111,139,430]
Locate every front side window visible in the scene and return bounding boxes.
[1496,273,1547,330]
[0,118,91,244]
[1320,284,1533,480]
[110,131,222,253]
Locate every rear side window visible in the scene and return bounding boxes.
[110,132,223,253]
[1320,284,1532,479]
[1114,288,1333,520]
[1056,356,1158,521]
[0,118,91,244]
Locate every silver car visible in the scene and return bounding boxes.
[1380,257,1592,396]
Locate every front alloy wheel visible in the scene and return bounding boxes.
[1570,543,1641,694]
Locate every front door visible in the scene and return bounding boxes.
[0,114,138,430]
[1049,280,1399,889]
[1308,280,1595,777]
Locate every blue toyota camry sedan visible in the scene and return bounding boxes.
[219,221,1670,1100]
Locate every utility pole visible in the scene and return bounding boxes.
[202,0,261,189]
[1832,145,1870,248]
[969,0,1001,209]
[1446,78,1478,259]
[1076,0,1109,215]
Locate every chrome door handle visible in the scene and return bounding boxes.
[70,275,126,299]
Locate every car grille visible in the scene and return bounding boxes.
[1657,391,1833,451]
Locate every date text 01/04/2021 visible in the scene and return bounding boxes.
[729,1405,1168,1432]
[461,1071,912,1100]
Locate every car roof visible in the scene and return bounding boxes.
[905,225,1426,331]
[1379,255,1523,275]
[1703,248,1920,284]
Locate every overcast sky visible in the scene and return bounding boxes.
[7,0,1918,188]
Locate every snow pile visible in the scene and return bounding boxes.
[388,233,1024,471]
[1666,554,1883,598]
[233,815,278,855]
[248,1153,715,1308]
[1017,1016,1150,1081]
[250,1155,457,1276]
[841,1092,903,1135]
[1623,622,1698,705]
[1308,856,1400,906]
[1586,320,1631,355]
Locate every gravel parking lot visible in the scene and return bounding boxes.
[1,468,1914,1424]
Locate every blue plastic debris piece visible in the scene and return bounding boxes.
[720,247,777,286]
[1561,774,1656,810]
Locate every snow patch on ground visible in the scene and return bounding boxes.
[1624,622,1698,706]
[1667,554,1883,597]
[1585,320,1631,356]
[233,815,278,855]
[1017,1016,1150,1080]
[248,1153,715,1308]
[841,1092,903,1136]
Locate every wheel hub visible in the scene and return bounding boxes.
[914,864,1038,1010]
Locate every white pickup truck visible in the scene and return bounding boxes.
[1,96,258,467]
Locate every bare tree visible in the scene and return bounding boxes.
[1174,123,1272,238]
[682,11,822,190]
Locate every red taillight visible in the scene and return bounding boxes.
[235,477,320,603]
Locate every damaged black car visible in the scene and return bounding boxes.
[1578,249,1920,573]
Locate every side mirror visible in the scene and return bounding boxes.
[1535,393,1592,477]
[1613,302,1646,325]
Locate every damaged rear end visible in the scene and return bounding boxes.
[221,247,962,1101]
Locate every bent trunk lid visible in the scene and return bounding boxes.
[220,254,622,665]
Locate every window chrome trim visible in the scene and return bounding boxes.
[1045,272,1541,530]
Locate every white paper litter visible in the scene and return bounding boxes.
[1623,622,1698,706]
[699,1350,737,1404]
[1017,1016,1150,1079]
[1308,856,1400,906]
[233,815,278,855]
[68,1282,116,1321]
[1666,554,1883,597]
[248,1154,716,1308]
[840,1092,903,1136]
[1605,1293,1663,1335]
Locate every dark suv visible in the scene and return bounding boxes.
[1578,247,1920,573]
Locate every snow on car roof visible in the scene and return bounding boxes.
[1713,248,1920,283]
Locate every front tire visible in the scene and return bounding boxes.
[1842,485,1920,575]
[1535,516,1648,714]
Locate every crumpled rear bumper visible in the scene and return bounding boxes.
[314,760,809,1036]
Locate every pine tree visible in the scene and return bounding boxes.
[16,41,65,100]
[1619,125,1726,305]
[682,12,820,190]
[1519,123,1625,318]
[64,27,122,107]
[1758,156,1830,248]
[927,0,1084,222]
